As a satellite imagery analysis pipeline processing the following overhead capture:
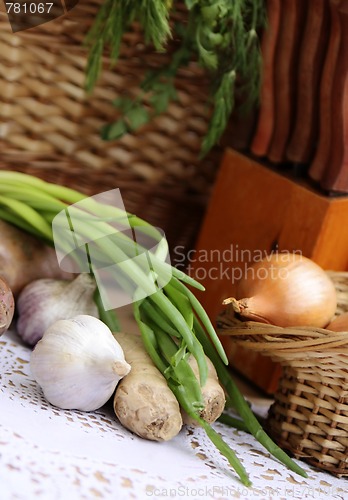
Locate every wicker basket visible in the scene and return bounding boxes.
[0,2,221,254]
[217,271,348,477]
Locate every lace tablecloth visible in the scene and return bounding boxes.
[1,328,347,500]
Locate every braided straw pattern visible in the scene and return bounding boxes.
[217,272,348,476]
[0,2,221,252]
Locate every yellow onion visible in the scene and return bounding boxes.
[223,253,337,328]
[326,312,348,332]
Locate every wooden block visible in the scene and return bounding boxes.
[190,149,348,393]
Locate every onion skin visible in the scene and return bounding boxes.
[326,312,348,332]
[0,276,15,335]
[223,253,337,328]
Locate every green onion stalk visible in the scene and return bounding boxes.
[0,171,307,484]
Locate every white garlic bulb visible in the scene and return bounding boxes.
[17,273,99,346]
[30,315,131,411]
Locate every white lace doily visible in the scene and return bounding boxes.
[1,328,348,500]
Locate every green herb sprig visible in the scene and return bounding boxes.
[86,0,266,156]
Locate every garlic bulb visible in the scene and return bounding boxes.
[30,315,131,411]
[223,253,337,328]
[326,312,348,332]
[16,273,99,346]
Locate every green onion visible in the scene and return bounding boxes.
[218,413,251,432]
[0,194,52,240]
[192,317,308,478]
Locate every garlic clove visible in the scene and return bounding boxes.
[17,273,99,346]
[223,254,337,328]
[30,315,131,411]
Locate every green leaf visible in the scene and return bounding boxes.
[101,120,128,140]
[200,70,236,158]
[184,0,199,10]
[85,38,103,93]
[150,86,177,115]
[200,4,220,22]
[125,106,150,131]
[198,48,218,70]
[112,97,136,113]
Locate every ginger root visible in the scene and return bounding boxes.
[113,332,183,442]
[182,355,226,426]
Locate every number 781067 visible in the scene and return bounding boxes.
[6,3,53,14]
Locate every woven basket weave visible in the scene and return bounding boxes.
[217,271,348,477]
[0,2,221,253]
